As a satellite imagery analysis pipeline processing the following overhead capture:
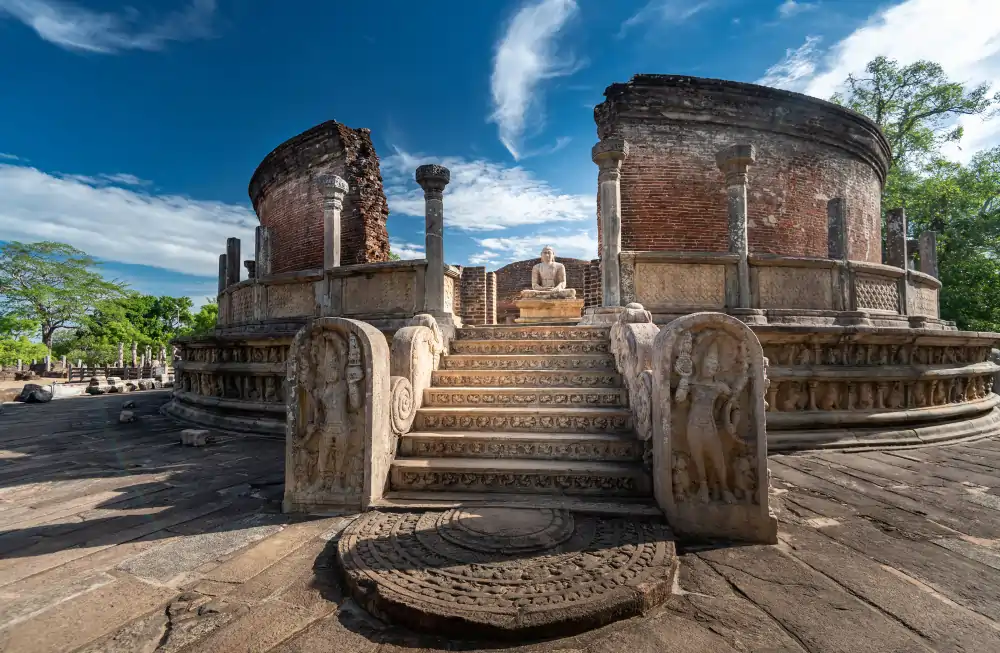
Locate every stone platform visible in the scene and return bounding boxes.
[336,507,677,640]
[514,297,584,324]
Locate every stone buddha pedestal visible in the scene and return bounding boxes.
[514,247,585,324]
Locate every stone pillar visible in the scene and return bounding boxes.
[416,164,451,314]
[218,254,228,294]
[60,355,66,368]
[254,226,272,277]
[592,138,629,307]
[226,238,241,287]
[827,198,848,259]
[486,272,497,325]
[919,231,939,278]
[16,359,21,371]
[131,342,138,368]
[886,208,907,268]
[77,359,82,368]
[321,175,349,270]
[116,342,124,367]
[145,346,152,365]
[716,144,756,309]
[44,355,51,372]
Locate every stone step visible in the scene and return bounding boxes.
[413,406,633,434]
[389,457,651,497]
[399,431,643,461]
[441,353,615,371]
[422,386,627,408]
[456,326,610,341]
[372,492,663,517]
[430,369,623,388]
[450,339,610,355]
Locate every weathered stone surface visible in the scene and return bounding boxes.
[652,312,777,543]
[337,508,677,640]
[181,429,213,446]
[514,297,585,324]
[119,410,135,423]
[285,317,392,512]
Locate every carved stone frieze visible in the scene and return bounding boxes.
[415,411,631,433]
[634,262,726,309]
[175,370,286,404]
[230,285,254,324]
[443,355,615,371]
[761,342,992,367]
[430,372,621,388]
[179,344,288,365]
[407,437,641,461]
[455,327,609,341]
[392,470,645,495]
[424,389,624,407]
[765,374,994,412]
[267,282,314,319]
[855,274,899,312]
[452,340,610,355]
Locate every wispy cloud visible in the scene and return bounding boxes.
[756,0,1000,162]
[756,35,822,90]
[0,161,257,277]
[389,239,425,260]
[618,0,711,38]
[0,0,216,53]
[0,152,20,161]
[777,0,817,19]
[474,230,598,264]
[490,0,581,160]
[381,147,593,232]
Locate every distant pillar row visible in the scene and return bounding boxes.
[416,164,451,315]
[593,138,629,308]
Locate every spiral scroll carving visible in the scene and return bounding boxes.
[633,369,654,441]
[389,376,416,435]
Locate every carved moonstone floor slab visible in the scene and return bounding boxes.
[336,507,678,640]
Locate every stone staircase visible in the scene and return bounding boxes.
[383,325,656,513]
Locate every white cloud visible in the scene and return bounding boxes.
[777,0,816,19]
[0,161,257,277]
[0,0,215,53]
[380,148,593,232]
[618,0,711,38]
[757,0,1000,162]
[389,239,425,260]
[0,153,19,161]
[475,230,598,263]
[756,35,822,90]
[490,0,581,160]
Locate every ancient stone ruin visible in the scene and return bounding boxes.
[161,77,1000,637]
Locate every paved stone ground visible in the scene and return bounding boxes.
[3,391,1000,652]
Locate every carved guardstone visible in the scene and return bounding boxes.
[651,312,777,543]
[284,317,392,513]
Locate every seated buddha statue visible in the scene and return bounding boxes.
[520,246,577,299]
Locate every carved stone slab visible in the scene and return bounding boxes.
[284,317,391,513]
[337,508,677,640]
[651,312,777,543]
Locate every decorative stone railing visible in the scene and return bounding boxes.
[216,260,462,330]
[610,304,1000,453]
[619,251,942,324]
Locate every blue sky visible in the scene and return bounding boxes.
[2,0,998,306]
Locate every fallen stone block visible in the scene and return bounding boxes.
[17,383,52,403]
[119,410,136,423]
[50,383,85,400]
[180,429,213,446]
[86,385,109,395]
[122,400,136,409]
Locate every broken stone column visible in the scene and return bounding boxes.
[886,208,908,268]
[254,226,272,277]
[116,343,124,367]
[16,359,21,372]
[416,164,451,315]
[131,342,138,368]
[159,345,167,363]
[321,175,349,270]
[827,198,848,260]
[226,238,241,287]
[60,355,66,369]
[651,312,777,544]
[218,254,228,294]
[593,138,629,307]
[44,355,51,372]
[284,317,391,512]
[919,231,939,278]
[716,144,756,309]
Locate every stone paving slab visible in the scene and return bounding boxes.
[3,392,1000,651]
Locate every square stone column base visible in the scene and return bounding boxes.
[514,298,584,324]
[578,306,625,326]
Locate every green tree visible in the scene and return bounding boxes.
[184,300,218,336]
[0,242,126,351]
[833,57,1000,331]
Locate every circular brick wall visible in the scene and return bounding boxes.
[595,75,892,263]
[248,121,390,274]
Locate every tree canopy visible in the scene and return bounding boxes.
[0,241,127,350]
[833,56,1000,331]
